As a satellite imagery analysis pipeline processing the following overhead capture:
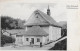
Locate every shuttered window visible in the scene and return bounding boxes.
[26,38,29,41]
[37,38,40,42]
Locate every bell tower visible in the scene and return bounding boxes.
[47,5,50,16]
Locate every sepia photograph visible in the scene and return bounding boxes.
[0,1,67,50]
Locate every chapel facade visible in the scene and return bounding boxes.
[14,6,61,46]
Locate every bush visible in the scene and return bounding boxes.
[1,34,15,47]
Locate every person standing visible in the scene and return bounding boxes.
[40,42,42,47]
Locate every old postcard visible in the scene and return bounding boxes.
[0,0,79,51]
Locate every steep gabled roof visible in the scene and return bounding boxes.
[37,10,57,25]
[25,10,60,27]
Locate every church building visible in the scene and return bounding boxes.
[14,6,62,46]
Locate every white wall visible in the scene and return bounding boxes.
[41,26,49,34]
[42,36,49,45]
[49,26,61,41]
[15,35,49,45]
[25,27,27,31]
[15,36,23,45]
[22,36,30,45]
[23,36,42,45]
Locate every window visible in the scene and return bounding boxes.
[37,38,40,42]
[35,11,39,14]
[26,38,29,41]
[36,16,38,18]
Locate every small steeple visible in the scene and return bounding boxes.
[47,5,50,16]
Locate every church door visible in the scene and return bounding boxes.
[31,38,34,44]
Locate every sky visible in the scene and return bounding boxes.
[0,1,67,22]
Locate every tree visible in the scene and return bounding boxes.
[15,19,26,29]
[1,16,13,29]
[1,16,26,29]
[1,16,26,46]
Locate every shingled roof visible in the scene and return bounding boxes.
[25,10,60,27]
[4,29,26,35]
[21,26,49,36]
